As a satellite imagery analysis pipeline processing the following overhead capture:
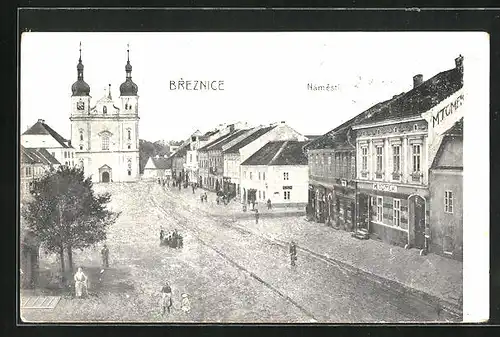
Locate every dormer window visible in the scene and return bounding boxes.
[103,106,107,114]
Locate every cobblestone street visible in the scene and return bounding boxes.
[21,181,460,322]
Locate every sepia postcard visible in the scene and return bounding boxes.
[18,31,489,324]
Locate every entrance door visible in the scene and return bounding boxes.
[350,201,356,231]
[411,195,426,249]
[102,171,110,183]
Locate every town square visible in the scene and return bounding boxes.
[18,32,480,323]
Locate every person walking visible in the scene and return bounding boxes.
[192,184,195,194]
[101,244,109,268]
[255,209,259,224]
[289,241,297,267]
[74,267,88,298]
[160,227,165,242]
[267,198,272,210]
[160,281,173,315]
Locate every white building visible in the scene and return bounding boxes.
[240,140,309,207]
[69,45,140,183]
[143,155,172,180]
[21,119,76,167]
[223,121,307,202]
[20,145,61,201]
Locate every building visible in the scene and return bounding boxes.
[223,121,307,204]
[240,141,309,208]
[69,44,140,183]
[428,118,463,260]
[20,146,60,289]
[183,129,221,186]
[20,146,61,199]
[143,155,172,180]
[170,143,189,184]
[22,119,76,168]
[353,56,464,250]
[303,98,400,230]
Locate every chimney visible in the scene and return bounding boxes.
[37,119,45,123]
[413,74,423,88]
[455,54,464,74]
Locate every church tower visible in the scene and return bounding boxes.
[69,43,140,183]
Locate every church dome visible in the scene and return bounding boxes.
[72,79,90,96]
[119,79,138,96]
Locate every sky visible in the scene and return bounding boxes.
[21,32,483,142]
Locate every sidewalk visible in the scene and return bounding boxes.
[164,185,463,317]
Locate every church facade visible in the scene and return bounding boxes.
[69,45,140,182]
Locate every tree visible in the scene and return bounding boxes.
[21,166,120,277]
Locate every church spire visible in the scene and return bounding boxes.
[125,43,132,79]
[72,41,90,96]
[120,43,138,96]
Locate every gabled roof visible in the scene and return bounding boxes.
[198,132,234,152]
[23,120,72,148]
[431,117,464,170]
[150,157,172,170]
[21,146,60,165]
[224,125,276,154]
[241,141,308,166]
[443,117,463,137]
[358,67,463,126]
[206,129,249,151]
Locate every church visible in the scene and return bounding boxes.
[69,44,140,182]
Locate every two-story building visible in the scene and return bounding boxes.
[353,55,464,250]
[223,121,307,204]
[304,97,399,231]
[22,119,76,168]
[143,155,172,181]
[240,141,309,208]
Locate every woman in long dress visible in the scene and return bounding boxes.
[74,267,88,298]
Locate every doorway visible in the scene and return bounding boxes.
[410,195,426,249]
[102,171,110,183]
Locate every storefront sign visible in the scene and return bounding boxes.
[431,92,464,129]
[372,183,397,193]
[283,186,293,190]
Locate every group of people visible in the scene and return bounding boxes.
[160,227,184,248]
[160,281,191,316]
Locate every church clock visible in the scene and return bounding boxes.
[77,101,85,110]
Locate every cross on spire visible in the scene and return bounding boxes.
[127,43,130,62]
[79,41,82,62]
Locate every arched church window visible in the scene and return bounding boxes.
[80,131,84,141]
[102,135,110,150]
[103,106,107,114]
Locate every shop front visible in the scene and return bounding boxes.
[332,179,357,232]
[357,181,429,249]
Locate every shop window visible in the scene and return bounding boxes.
[376,196,383,222]
[445,190,454,213]
[393,199,401,227]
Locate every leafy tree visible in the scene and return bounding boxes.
[21,166,120,276]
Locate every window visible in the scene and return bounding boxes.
[376,146,383,172]
[258,190,261,199]
[25,167,31,176]
[393,199,401,227]
[376,196,383,222]
[258,172,261,180]
[103,106,107,114]
[128,170,132,176]
[412,144,421,172]
[445,191,453,213]
[263,191,265,200]
[102,135,110,150]
[250,172,253,180]
[80,131,84,141]
[283,172,289,180]
[284,191,291,200]
[128,129,131,141]
[413,124,418,131]
[128,144,131,149]
[80,145,83,150]
[72,152,74,158]
[361,147,368,171]
[190,154,192,162]
[263,172,266,180]
[392,145,401,172]
[64,151,67,158]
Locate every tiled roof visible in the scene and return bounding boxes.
[241,141,308,166]
[206,129,249,151]
[305,96,400,151]
[150,157,172,169]
[431,117,464,169]
[359,67,463,126]
[224,126,276,154]
[23,120,72,148]
[21,146,60,165]
[170,142,189,157]
[198,133,233,152]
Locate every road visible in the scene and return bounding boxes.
[21,181,453,323]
